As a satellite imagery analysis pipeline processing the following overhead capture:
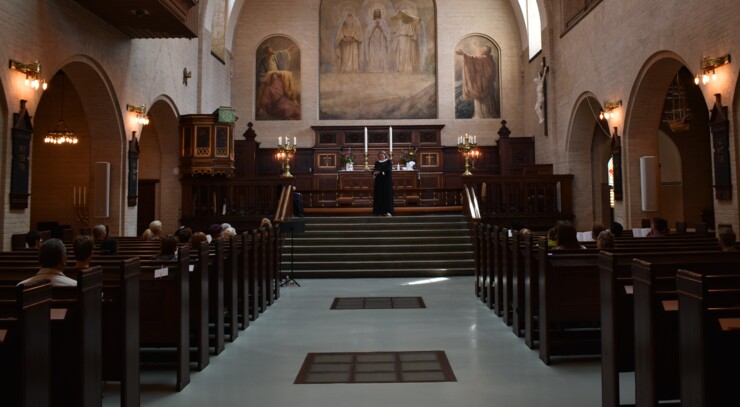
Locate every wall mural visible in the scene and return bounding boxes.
[255,36,301,120]
[454,34,500,119]
[319,0,437,120]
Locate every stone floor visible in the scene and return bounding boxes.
[104,276,634,406]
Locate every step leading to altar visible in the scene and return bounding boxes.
[280,214,474,278]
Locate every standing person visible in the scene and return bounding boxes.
[372,151,394,216]
[456,45,498,118]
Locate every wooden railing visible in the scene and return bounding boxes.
[463,174,574,229]
[299,187,463,208]
[274,184,294,224]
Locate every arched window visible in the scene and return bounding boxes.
[517,0,542,59]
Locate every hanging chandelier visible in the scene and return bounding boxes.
[45,73,78,145]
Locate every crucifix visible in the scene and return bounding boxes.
[535,57,549,136]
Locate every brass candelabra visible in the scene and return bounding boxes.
[277,140,296,177]
[457,134,478,176]
[364,151,370,170]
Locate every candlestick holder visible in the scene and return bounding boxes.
[457,136,478,176]
[277,142,297,177]
[74,201,89,225]
[364,151,370,170]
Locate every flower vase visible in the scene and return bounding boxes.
[406,161,415,170]
[345,162,353,171]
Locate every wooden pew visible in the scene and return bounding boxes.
[501,228,514,325]
[677,268,740,407]
[0,281,52,407]
[473,223,484,298]
[189,242,210,371]
[223,238,240,341]
[481,224,492,307]
[599,249,738,407]
[489,226,503,313]
[538,242,601,364]
[138,246,190,391]
[208,240,225,355]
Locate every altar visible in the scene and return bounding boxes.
[336,169,421,206]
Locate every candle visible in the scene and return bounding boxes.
[83,187,86,205]
[73,187,76,206]
[364,127,368,153]
[278,136,282,145]
[389,126,393,153]
[294,136,297,146]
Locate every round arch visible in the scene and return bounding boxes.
[30,56,128,237]
[137,96,182,235]
[565,92,611,230]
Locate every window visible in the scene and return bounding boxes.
[518,0,542,59]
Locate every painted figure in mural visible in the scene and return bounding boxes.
[257,71,301,120]
[364,9,390,73]
[534,66,548,124]
[390,8,424,73]
[335,13,363,73]
[256,44,296,81]
[456,46,497,118]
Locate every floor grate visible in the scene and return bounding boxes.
[330,296,426,310]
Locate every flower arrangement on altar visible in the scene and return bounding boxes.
[339,146,354,164]
[400,146,418,164]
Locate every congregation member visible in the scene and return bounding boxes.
[92,224,107,241]
[647,217,669,238]
[100,236,119,255]
[18,238,76,287]
[208,224,223,242]
[596,230,615,250]
[25,230,42,249]
[152,235,178,261]
[149,220,164,239]
[175,226,193,244]
[191,232,209,247]
[72,235,94,268]
[551,221,586,250]
[718,228,737,251]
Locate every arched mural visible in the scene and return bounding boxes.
[454,34,500,119]
[255,36,301,120]
[319,0,437,119]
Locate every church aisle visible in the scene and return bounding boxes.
[105,277,607,406]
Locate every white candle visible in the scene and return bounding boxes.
[73,187,76,206]
[389,127,393,153]
[294,136,297,146]
[83,187,86,205]
[364,127,368,153]
[278,136,282,145]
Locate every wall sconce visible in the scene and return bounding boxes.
[694,54,731,85]
[9,59,47,90]
[599,100,622,120]
[126,104,150,125]
[183,68,192,86]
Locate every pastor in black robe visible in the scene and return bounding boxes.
[372,157,394,215]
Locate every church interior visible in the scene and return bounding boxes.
[1,0,740,406]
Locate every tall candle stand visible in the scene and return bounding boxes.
[277,141,296,177]
[73,187,89,225]
[457,135,477,176]
[364,151,370,170]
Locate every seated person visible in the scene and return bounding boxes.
[596,230,615,250]
[190,232,208,247]
[718,228,737,251]
[260,218,273,230]
[92,224,107,241]
[646,217,669,237]
[546,227,557,247]
[73,235,94,268]
[100,237,118,255]
[152,235,178,261]
[552,221,586,250]
[592,223,605,241]
[149,220,163,239]
[222,227,237,241]
[208,224,223,242]
[293,187,304,217]
[25,230,42,249]
[609,221,624,237]
[18,238,76,287]
[141,228,154,240]
[174,226,193,244]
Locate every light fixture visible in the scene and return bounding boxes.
[599,100,622,120]
[45,74,78,145]
[127,104,150,125]
[9,59,47,90]
[694,54,731,85]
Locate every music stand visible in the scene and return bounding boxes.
[279,220,305,287]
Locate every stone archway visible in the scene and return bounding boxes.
[137,97,181,235]
[565,92,611,230]
[623,53,713,229]
[31,59,126,237]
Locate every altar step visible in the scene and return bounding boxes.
[280,214,474,278]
